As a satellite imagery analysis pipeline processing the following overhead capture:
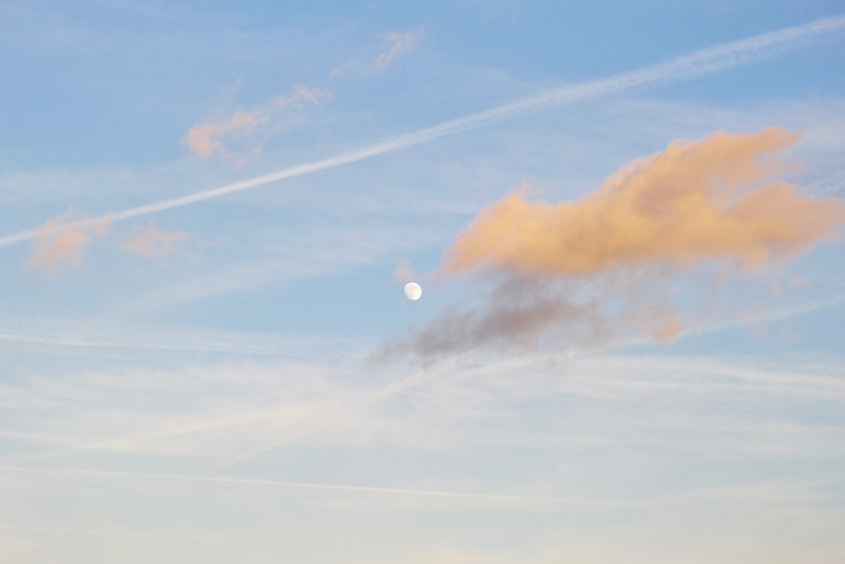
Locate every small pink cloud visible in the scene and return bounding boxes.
[122,222,189,258]
[184,84,332,163]
[25,210,108,274]
[395,259,417,283]
[184,110,268,159]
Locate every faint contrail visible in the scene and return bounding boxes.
[8,466,842,511]
[1,14,845,249]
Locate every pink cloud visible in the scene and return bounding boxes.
[25,210,109,274]
[377,128,845,361]
[394,259,417,283]
[183,84,332,163]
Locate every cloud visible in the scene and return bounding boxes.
[395,259,417,283]
[183,84,332,163]
[122,222,189,258]
[25,214,187,273]
[24,210,109,274]
[442,128,843,275]
[4,311,845,562]
[184,110,267,159]
[379,129,845,361]
[2,15,845,249]
[329,60,356,79]
[372,28,424,72]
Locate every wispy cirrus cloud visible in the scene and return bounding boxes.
[328,60,356,79]
[0,16,845,251]
[328,28,424,78]
[371,28,424,72]
[2,16,845,250]
[3,345,845,564]
[122,222,189,258]
[183,84,332,164]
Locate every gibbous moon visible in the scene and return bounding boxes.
[404,282,422,300]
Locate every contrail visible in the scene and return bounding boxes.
[2,14,845,249]
[8,466,845,512]
[8,278,845,561]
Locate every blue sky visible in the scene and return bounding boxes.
[2,1,845,562]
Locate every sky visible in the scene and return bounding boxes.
[2,1,845,562]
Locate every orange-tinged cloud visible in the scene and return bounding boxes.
[123,222,189,258]
[378,129,845,362]
[25,210,109,274]
[184,84,332,162]
[184,110,268,159]
[394,259,416,283]
[442,128,845,277]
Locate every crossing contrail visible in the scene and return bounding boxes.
[1,14,844,249]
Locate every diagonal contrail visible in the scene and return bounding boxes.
[10,466,844,511]
[1,14,844,251]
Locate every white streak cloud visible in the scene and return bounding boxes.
[2,14,845,249]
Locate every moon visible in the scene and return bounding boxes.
[404,282,422,301]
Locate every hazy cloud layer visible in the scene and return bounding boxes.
[3,345,844,563]
[381,129,845,361]
[184,85,332,163]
